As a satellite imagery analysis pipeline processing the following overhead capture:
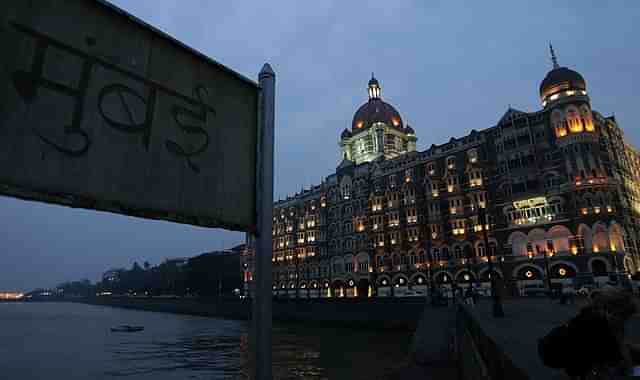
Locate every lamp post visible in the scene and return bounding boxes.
[295,251,300,299]
[544,240,554,291]
[306,259,311,299]
[466,247,474,289]
[478,206,504,318]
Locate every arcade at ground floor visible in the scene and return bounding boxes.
[251,251,634,298]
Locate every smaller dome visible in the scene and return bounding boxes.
[341,128,352,139]
[405,125,415,135]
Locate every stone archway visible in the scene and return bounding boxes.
[590,259,608,276]
[549,262,577,280]
[331,280,345,298]
[357,278,370,298]
[515,265,543,281]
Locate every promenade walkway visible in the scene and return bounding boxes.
[466,297,640,379]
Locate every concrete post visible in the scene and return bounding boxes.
[250,63,275,380]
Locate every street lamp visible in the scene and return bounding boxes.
[478,206,504,318]
[465,247,474,289]
[543,240,554,291]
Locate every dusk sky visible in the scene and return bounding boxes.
[2,1,639,291]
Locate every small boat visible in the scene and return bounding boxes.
[110,325,144,332]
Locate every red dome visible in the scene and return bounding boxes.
[351,98,403,132]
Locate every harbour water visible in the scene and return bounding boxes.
[0,302,412,380]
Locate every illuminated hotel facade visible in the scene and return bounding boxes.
[242,47,640,298]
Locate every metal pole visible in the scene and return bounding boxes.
[251,63,275,380]
[479,207,504,318]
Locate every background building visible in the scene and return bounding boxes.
[243,48,640,298]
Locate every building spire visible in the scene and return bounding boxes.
[549,42,559,69]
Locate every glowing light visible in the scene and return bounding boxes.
[607,206,613,213]
[571,246,578,255]
[556,128,567,137]
[559,268,567,277]
[463,274,470,281]
[550,94,559,101]
[611,244,617,252]
[581,208,588,215]
[525,270,533,278]
[593,245,600,253]
[594,207,601,214]
[566,90,575,96]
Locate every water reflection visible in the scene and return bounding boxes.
[106,327,242,378]
[0,303,411,380]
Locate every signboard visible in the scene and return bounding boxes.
[0,0,259,231]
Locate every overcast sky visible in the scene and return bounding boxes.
[2,1,639,291]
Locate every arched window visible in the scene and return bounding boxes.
[442,247,450,260]
[463,245,473,259]
[566,105,583,133]
[552,110,567,137]
[476,242,485,257]
[580,104,594,132]
[454,246,462,259]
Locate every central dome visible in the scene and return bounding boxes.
[351,75,404,132]
[539,67,586,101]
[352,98,404,131]
[539,44,587,103]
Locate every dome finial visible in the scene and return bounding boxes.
[549,42,559,69]
[368,73,381,100]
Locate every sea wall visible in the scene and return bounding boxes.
[81,296,427,330]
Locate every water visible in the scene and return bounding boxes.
[0,302,412,380]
